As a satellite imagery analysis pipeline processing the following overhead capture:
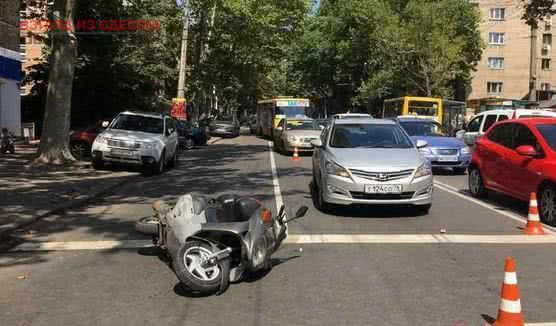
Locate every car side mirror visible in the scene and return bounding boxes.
[311,139,323,148]
[415,140,428,148]
[516,145,538,157]
[455,130,465,139]
[319,125,324,130]
[101,121,110,128]
[275,126,283,132]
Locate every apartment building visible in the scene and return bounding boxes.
[0,0,22,135]
[469,0,555,102]
[20,1,48,95]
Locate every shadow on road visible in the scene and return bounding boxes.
[0,140,283,268]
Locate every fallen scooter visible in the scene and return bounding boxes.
[136,193,307,295]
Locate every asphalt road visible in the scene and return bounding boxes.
[2,135,556,326]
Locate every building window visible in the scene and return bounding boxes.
[489,8,505,20]
[488,32,505,45]
[542,58,551,70]
[487,82,503,94]
[487,57,504,69]
[545,16,552,31]
[543,33,552,46]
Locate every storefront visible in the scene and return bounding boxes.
[0,47,21,136]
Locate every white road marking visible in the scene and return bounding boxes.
[11,234,556,252]
[12,240,153,251]
[285,234,556,244]
[526,323,556,326]
[268,141,284,213]
[434,181,556,235]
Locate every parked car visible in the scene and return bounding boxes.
[331,113,372,120]
[468,118,556,225]
[396,117,471,174]
[273,118,322,154]
[316,119,329,129]
[176,120,209,149]
[91,111,179,175]
[311,118,433,214]
[209,115,240,137]
[460,109,556,146]
[69,121,108,160]
[248,115,258,134]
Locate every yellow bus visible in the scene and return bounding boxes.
[256,97,310,137]
[382,96,466,132]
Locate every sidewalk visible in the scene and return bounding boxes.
[0,144,138,239]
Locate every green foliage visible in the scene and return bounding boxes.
[290,0,482,114]
[523,0,555,28]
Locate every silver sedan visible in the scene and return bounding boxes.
[273,118,322,154]
[311,118,433,214]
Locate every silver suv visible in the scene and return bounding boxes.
[311,118,433,214]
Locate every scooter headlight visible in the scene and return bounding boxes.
[251,239,268,269]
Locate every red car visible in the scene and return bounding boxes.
[468,118,556,225]
[69,121,108,160]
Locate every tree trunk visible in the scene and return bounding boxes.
[37,0,78,164]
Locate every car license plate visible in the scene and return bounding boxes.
[437,155,458,162]
[111,149,133,157]
[364,184,402,194]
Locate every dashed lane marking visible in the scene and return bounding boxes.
[434,181,556,235]
[10,234,556,252]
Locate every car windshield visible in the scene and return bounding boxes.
[215,115,234,121]
[330,123,413,148]
[110,114,163,134]
[400,121,451,137]
[286,120,320,130]
[276,106,306,118]
[537,124,556,151]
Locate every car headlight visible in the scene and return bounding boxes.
[414,162,432,178]
[95,135,107,144]
[325,161,351,178]
[287,136,299,143]
[460,146,471,155]
[419,146,432,155]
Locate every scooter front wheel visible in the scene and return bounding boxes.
[173,241,230,295]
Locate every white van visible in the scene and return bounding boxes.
[460,109,556,146]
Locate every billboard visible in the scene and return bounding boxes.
[170,98,187,120]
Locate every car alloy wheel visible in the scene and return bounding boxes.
[185,138,194,150]
[468,168,485,197]
[540,186,556,225]
[70,142,89,160]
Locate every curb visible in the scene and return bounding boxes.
[0,174,138,241]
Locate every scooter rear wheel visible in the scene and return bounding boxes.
[173,241,230,295]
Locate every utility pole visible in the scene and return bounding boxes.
[529,26,537,102]
[177,0,190,99]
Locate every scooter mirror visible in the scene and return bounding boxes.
[294,206,308,218]
[278,205,285,218]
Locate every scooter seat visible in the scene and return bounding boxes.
[204,195,261,223]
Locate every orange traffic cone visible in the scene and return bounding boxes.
[292,147,300,161]
[523,193,545,235]
[491,257,524,326]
